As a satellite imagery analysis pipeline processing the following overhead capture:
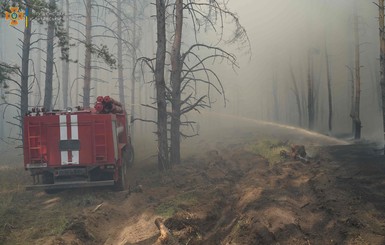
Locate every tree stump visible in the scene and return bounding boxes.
[154,218,180,245]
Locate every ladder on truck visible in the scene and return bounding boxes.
[94,120,108,162]
[27,122,45,163]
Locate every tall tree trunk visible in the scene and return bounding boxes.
[325,45,333,134]
[93,61,98,98]
[1,19,5,138]
[117,0,125,107]
[379,0,385,147]
[44,0,56,111]
[130,0,137,139]
[289,64,302,127]
[0,85,4,138]
[307,49,315,130]
[75,17,80,106]
[83,0,92,108]
[36,25,42,106]
[155,0,169,170]
[21,1,32,138]
[299,64,307,125]
[62,0,70,108]
[348,66,356,136]
[352,1,362,139]
[272,71,279,122]
[170,0,183,166]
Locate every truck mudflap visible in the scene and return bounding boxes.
[25,180,115,191]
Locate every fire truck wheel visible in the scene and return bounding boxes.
[42,172,59,194]
[42,172,54,184]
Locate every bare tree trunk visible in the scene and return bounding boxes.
[0,86,4,138]
[347,65,356,135]
[117,0,125,108]
[75,18,80,106]
[272,71,279,122]
[325,45,333,134]
[155,0,169,170]
[21,1,32,138]
[93,61,98,99]
[352,1,362,139]
[299,64,307,125]
[307,49,315,130]
[83,0,92,108]
[62,0,70,108]
[43,0,56,111]
[170,0,183,166]
[289,64,302,127]
[36,25,42,106]
[0,19,4,138]
[379,0,385,146]
[131,0,137,139]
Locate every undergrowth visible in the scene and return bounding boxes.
[156,191,198,218]
[245,139,289,165]
[0,165,104,244]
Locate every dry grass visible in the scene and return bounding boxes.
[0,145,108,244]
[245,139,289,165]
[155,191,198,218]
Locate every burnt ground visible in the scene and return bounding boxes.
[1,117,385,245]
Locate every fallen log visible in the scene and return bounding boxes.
[154,218,180,245]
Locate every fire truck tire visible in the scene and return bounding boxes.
[42,172,59,194]
[42,172,54,184]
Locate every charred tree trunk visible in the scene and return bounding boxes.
[21,2,32,138]
[289,64,302,127]
[83,0,92,108]
[352,2,362,139]
[379,0,385,146]
[155,0,169,170]
[325,46,333,134]
[43,0,56,111]
[170,0,183,166]
[347,66,356,136]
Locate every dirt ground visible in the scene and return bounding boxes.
[1,116,385,245]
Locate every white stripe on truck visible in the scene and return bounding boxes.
[59,115,68,165]
[71,115,79,164]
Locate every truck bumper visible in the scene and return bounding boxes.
[25,180,115,191]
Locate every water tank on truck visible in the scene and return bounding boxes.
[23,96,134,192]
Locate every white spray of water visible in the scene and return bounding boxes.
[202,111,349,146]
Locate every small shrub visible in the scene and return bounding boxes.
[245,139,289,165]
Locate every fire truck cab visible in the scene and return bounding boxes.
[23,96,133,192]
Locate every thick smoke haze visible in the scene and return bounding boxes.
[220,0,381,140]
[0,0,383,144]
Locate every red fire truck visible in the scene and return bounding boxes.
[23,96,134,192]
